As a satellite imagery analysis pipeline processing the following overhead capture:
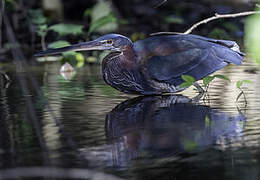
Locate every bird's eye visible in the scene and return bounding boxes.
[106,39,113,44]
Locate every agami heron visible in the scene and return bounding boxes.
[35,34,244,95]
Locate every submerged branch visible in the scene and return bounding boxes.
[151,10,260,36]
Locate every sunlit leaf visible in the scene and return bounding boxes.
[48,40,71,49]
[76,53,85,68]
[245,7,260,67]
[89,1,118,33]
[181,75,195,83]
[214,74,230,82]
[49,23,84,36]
[88,14,117,34]
[236,80,253,89]
[203,76,214,87]
[179,82,192,88]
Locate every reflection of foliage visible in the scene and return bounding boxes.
[92,83,118,96]
[245,7,260,67]
[55,75,86,100]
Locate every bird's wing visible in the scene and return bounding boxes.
[140,35,243,86]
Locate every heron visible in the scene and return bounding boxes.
[35,34,244,95]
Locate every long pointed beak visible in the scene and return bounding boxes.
[34,40,105,57]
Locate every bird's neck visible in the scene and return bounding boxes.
[120,45,136,67]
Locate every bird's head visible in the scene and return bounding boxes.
[92,34,133,52]
[34,34,133,57]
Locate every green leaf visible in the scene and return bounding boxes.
[203,76,214,87]
[48,40,71,49]
[214,74,230,82]
[88,14,116,34]
[236,80,253,89]
[49,24,84,36]
[236,81,243,89]
[181,75,195,83]
[84,8,92,17]
[245,8,260,67]
[179,82,192,88]
[75,53,85,68]
[29,9,47,25]
[164,15,184,24]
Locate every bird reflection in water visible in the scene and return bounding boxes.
[105,95,246,167]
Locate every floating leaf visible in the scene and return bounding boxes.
[49,23,84,36]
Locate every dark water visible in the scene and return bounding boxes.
[0,60,260,180]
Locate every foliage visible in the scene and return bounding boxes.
[47,40,85,68]
[180,74,230,92]
[164,15,184,24]
[245,7,260,67]
[88,13,117,35]
[236,80,252,89]
[179,75,195,88]
[48,24,84,36]
[84,1,118,35]
[208,28,230,39]
[203,74,230,87]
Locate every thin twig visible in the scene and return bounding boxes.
[151,11,260,36]
[184,11,260,34]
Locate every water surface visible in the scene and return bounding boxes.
[0,60,259,180]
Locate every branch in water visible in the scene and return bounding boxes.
[150,10,260,35]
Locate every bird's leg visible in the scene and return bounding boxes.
[193,82,204,93]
